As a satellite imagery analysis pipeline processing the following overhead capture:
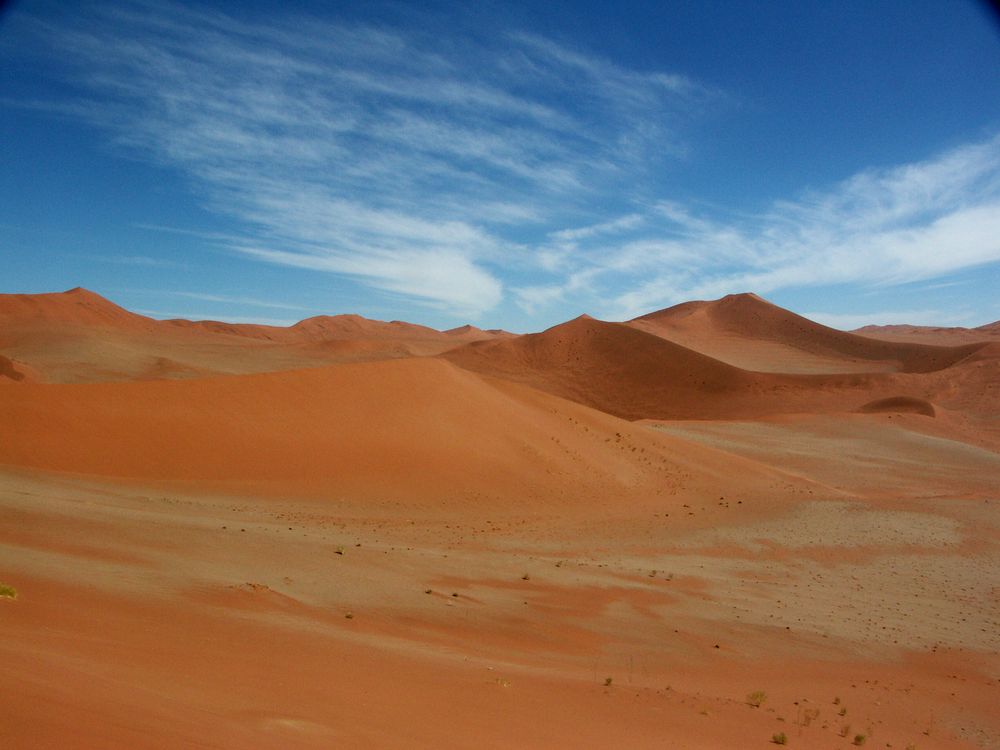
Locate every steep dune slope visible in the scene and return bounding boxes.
[0,356,805,507]
[0,287,158,332]
[444,315,767,420]
[443,314,999,424]
[628,293,982,374]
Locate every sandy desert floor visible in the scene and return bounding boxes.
[2,290,999,748]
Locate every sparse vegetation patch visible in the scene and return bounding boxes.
[746,690,767,708]
[0,583,16,599]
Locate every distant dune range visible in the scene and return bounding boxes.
[854,320,1000,345]
[1,286,998,489]
[0,287,509,384]
[2,287,997,427]
[0,289,833,508]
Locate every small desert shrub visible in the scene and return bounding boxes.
[0,583,16,599]
[746,690,767,708]
[604,677,613,687]
[853,735,867,746]
[772,731,788,745]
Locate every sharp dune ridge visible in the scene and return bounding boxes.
[3,287,1000,749]
[443,301,997,424]
[627,292,989,373]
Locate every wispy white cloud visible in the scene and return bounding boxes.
[236,244,502,315]
[166,291,313,313]
[514,269,601,315]
[133,223,244,243]
[18,2,999,325]
[20,1,702,318]
[93,254,188,269]
[549,214,645,243]
[514,134,1000,320]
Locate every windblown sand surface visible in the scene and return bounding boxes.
[2,289,999,749]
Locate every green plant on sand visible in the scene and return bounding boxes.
[0,583,16,599]
[747,690,767,708]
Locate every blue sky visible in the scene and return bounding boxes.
[2,0,1000,332]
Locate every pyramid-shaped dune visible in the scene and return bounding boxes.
[628,292,983,374]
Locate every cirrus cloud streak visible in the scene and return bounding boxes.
[20,0,703,317]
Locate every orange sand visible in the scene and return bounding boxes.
[1,288,998,749]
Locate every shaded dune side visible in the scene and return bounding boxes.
[0,355,27,382]
[631,293,985,374]
[442,315,995,422]
[0,357,799,506]
[858,396,937,417]
[444,316,774,420]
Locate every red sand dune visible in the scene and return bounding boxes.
[854,321,1000,345]
[444,323,514,338]
[443,312,998,424]
[0,288,506,383]
[0,286,158,332]
[0,355,807,508]
[445,314,764,419]
[628,292,983,374]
